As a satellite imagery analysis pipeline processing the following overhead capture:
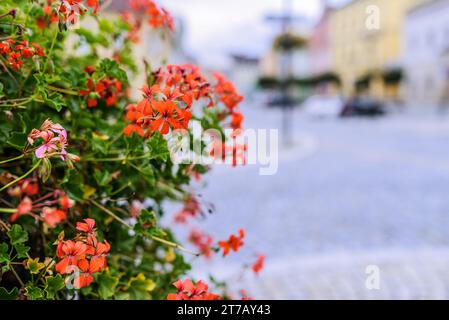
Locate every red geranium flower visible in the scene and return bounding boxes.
[55,240,88,274]
[252,255,265,274]
[167,279,221,300]
[73,259,95,289]
[218,229,245,256]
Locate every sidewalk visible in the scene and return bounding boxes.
[195,248,449,300]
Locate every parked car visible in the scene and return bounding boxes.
[302,95,345,118]
[266,94,297,107]
[340,96,385,117]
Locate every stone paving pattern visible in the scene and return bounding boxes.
[164,105,449,299]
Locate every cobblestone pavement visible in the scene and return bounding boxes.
[164,104,449,299]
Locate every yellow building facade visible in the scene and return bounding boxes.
[329,0,425,99]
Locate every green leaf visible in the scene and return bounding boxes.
[25,285,44,300]
[98,59,128,84]
[26,258,45,274]
[99,19,114,33]
[76,28,109,47]
[7,224,28,245]
[94,169,112,186]
[127,274,156,300]
[114,292,130,300]
[61,170,84,201]
[138,209,157,227]
[147,132,169,161]
[0,243,9,264]
[0,287,18,300]
[44,275,65,300]
[97,272,119,299]
[14,243,30,259]
[44,92,66,112]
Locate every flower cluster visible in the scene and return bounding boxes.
[213,72,244,112]
[0,39,44,70]
[8,180,73,228]
[218,229,245,256]
[27,119,79,164]
[80,67,123,108]
[128,0,174,31]
[124,64,212,137]
[58,0,100,27]
[55,218,110,289]
[36,0,59,29]
[167,279,221,300]
[188,229,213,259]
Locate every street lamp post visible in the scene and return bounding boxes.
[266,0,299,147]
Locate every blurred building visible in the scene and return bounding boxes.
[310,7,332,76]
[98,1,193,98]
[309,5,340,95]
[329,0,425,100]
[403,0,449,108]
[229,54,260,95]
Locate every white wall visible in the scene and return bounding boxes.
[403,0,449,107]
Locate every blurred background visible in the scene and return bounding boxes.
[110,0,449,299]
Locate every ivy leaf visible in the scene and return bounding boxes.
[44,91,66,112]
[134,209,163,238]
[25,285,44,300]
[14,243,30,259]
[44,275,65,300]
[147,132,169,161]
[0,243,10,264]
[97,272,119,299]
[0,287,18,300]
[138,209,157,228]
[26,258,46,274]
[7,224,28,245]
[127,274,156,300]
[98,59,128,84]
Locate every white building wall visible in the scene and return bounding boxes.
[404,0,449,107]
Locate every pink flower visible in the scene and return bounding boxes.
[27,119,78,162]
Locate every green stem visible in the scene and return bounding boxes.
[44,29,59,73]
[90,200,199,256]
[0,159,42,193]
[0,208,15,213]
[82,153,152,163]
[0,154,24,165]
[90,200,132,229]
[151,236,200,257]
[9,265,25,287]
[47,85,80,96]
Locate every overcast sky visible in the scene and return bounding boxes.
[159,0,349,68]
